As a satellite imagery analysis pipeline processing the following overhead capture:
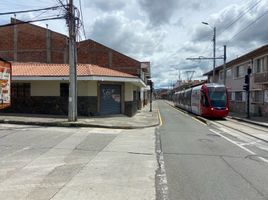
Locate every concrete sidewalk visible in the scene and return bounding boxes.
[228,112,268,129]
[0,102,160,129]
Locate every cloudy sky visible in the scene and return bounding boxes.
[1,0,268,88]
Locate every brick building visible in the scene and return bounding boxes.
[0,18,142,76]
[0,18,150,116]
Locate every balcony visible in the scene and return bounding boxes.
[254,72,268,84]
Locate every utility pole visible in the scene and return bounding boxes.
[68,0,77,121]
[148,80,153,112]
[223,45,227,85]
[213,27,216,82]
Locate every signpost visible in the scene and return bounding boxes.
[0,59,11,109]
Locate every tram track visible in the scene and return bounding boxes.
[164,100,268,143]
[208,118,268,143]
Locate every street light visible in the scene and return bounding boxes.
[202,22,216,83]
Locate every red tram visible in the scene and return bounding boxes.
[173,83,229,118]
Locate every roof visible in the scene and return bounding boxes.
[203,44,268,76]
[12,62,136,78]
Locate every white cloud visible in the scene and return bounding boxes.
[89,13,165,60]
[2,0,268,88]
[85,0,127,12]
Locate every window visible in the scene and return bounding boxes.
[227,69,232,78]
[219,71,224,80]
[201,92,209,107]
[255,58,264,73]
[265,90,268,103]
[208,87,227,107]
[60,83,69,97]
[11,83,30,97]
[234,66,244,78]
[252,90,263,103]
[235,91,243,101]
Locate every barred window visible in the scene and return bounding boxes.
[11,83,31,97]
[227,69,232,78]
[255,58,264,73]
[235,91,243,101]
[252,90,263,103]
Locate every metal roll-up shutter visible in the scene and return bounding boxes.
[100,84,121,115]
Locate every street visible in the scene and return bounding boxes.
[0,101,268,200]
[0,124,156,200]
[157,100,268,200]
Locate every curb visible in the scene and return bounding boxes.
[227,116,268,129]
[0,119,160,129]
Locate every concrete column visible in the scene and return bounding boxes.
[46,24,51,63]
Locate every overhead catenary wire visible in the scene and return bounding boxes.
[227,8,268,43]
[218,0,263,37]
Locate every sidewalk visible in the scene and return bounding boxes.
[0,102,160,129]
[227,112,268,129]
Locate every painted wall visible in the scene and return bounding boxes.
[78,81,97,96]
[125,82,133,101]
[31,81,59,96]
[17,80,98,97]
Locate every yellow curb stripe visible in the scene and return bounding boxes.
[158,109,163,126]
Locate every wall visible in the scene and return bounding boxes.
[78,81,97,96]
[124,82,133,101]
[0,20,142,77]
[77,40,141,76]
[0,19,68,63]
[31,81,59,96]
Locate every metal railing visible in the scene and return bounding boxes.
[254,72,268,83]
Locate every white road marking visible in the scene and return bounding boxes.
[209,129,268,164]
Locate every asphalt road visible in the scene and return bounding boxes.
[157,100,268,200]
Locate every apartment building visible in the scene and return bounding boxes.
[204,45,268,117]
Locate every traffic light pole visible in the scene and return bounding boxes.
[243,68,252,119]
[149,80,153,112]
[247,85,250,119]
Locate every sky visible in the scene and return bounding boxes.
[1,0,268,88]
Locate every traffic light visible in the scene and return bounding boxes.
[243,74,249,91]
[243,84,249,91]
[244,74,249,84]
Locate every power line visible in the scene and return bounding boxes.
[218,0,263,37]
[0,6,63,16]
[228,8,268,43]
[78,0,87,40]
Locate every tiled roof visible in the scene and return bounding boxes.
[11,62,136,78]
